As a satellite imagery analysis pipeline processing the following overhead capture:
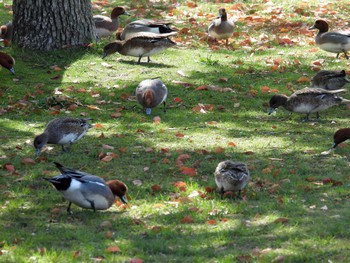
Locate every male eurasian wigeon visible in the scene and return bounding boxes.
[120,19,176,40]
[0,51,15,74]
[46,162,128,214]
[135,78,168,115]
[94,6,130,38]
[214,160,250,199]
[102,32,177,64]
[311,70,349,90]
[268,87,350,120]
[208,8,235,46]
[34,117,92,156]
[309,20,350,59]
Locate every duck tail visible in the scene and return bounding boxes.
[340,98,350,104]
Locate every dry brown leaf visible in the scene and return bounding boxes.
[106,246,121,253]
[21,158,36,165]
[180,215,194,224]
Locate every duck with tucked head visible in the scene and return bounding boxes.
[309,20,350,59]
[208,8,235,46]
[119,19,176,40]
[214,160,250,199]
[311,70,350,90]
[0,52,15,74]
[46,162,128,214]
[94,6,130,38]
[268,87,350,120]
[136,78,167,115]
[34,117,92,156]
[102,32,177,64]
[331,128,350,149]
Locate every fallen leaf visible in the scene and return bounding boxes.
[95,123,104,129]
[151,184,161,191]
[100,155,113,162]
[215,147,225,153]
[208,219,217,225]
[106,246,121,253]
[153,116,161,124]
[102,144,114,150]
[133,179,142,186]
[130,258,144,263]
[181,167,197,176]
[297,76,310,83]
[180,215,194,224]
[87,105,101,110]
[228,141,237,147]
[3,163,15,172]
[274,217,289,224]
[174,97,183,103]
[21,158,36,165]
[72,250,81,258]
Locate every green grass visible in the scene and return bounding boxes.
[1,0,350,262]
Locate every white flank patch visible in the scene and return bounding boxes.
[68,179,82,192]
[319,42,343,53]
[292,104,314,113]
[96,28,113,38]
[57,133,78,144]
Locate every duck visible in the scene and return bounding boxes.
[309,20,350,59]
[34,117,92,156]
[102,31,177,64]
[119,19,176,40]
[268,87,350,120]
[208,8,235,46]
[214,160,250,199]
[311,70,350,90]
[331,128,350,149]
[136,78,167,115]
[93,6,130,38]
[46,162,128,214]
[0,51,15,74]
[0,21,13,42]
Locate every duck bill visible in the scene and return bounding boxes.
[123,11,131,16]
[10,67,15,75]
[331,142,337,149]
[145,108,152,115]
[102,52,107,59]
[35,148,41,157]
[120,195,128,204]
[308,25,316,30]
[268,107,275,115]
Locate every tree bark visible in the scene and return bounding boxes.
[12,0,95,51]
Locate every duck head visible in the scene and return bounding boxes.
[111,7,130,19]
[332,128,350,148]
[268,94,288,114]
[309,20,329,32]
[102,41,122,58]
[143,89,155,115]
[34,133,49,156]
[0,52,15,74]
[218,8,228,20]
[106,180,128,204]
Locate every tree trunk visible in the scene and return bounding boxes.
[12,0,95,51]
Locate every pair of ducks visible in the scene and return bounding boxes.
[34,78,167,155]
[48,159,250,214]
[94,6,177,63]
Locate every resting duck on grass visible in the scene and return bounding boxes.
[120,19,176,40]
[34,117,92,156]
[208,8,235,46]
[94,6,130,38]
[268,87,350,120]
[309,20,350,59]
[214,160,250,199]
[46,162,128,214]
[311,70,350,90]
[0,51,15,74]
[102,32,177,64]
[136,78,167,115]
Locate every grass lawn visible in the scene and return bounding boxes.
[1,0,350,262]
